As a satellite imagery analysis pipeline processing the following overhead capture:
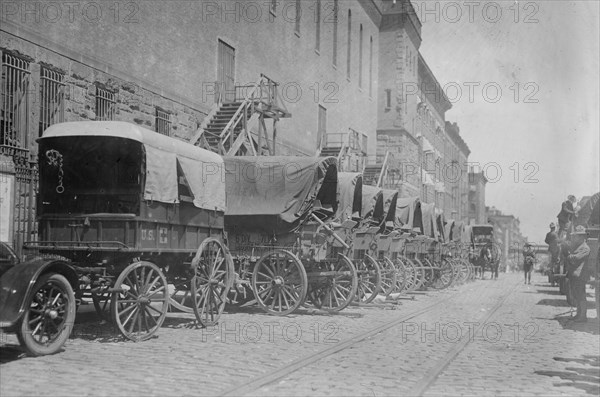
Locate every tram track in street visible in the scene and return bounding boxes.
[218,278,520,397]
[218,288,465,396]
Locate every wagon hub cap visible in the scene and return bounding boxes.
[45,309,58,319]
[138,296,150,305]
[272,277,285,286]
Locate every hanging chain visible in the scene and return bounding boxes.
[46,149,64,194]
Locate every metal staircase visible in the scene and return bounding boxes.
[190,74,290,156]
[318,128,368,172]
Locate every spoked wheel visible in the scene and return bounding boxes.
[252,250,308,316]
[111,261,169,342]
[392,258,408,293]
[355,255,382,303]
[17,273,76,356]
[431,259,454,290]
[401,257,418,292]
[378,257,397,297]
[406,258,425,291]
[191,238,235,327]
[306,254,358,312]
[420,258,436,288]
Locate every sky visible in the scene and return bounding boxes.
[415,0,600,242]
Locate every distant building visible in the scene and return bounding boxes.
[468,171,487,224]
[486,206,527,272]
[445,122,470,222]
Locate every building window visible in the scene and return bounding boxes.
[96,86,116,121]
[385,89,391,109]
[295,0,301,35]
[346,10,351,80]
[1,53,30,148]
[315,0,321,52]
[155,107,171,136]
[39,67,65,137]
[369,36,373,97]
[358,24,363,88]
[332,0,338,66]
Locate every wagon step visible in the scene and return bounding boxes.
[306,271,354,278]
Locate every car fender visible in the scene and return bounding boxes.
[0,258,78,329]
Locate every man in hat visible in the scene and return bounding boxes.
[545,222,560,285]
[523,243,535,284]
[565,225,591,322]
[557,195,577,238]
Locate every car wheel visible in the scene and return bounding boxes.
[17,273,76,356]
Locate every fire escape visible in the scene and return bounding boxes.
[317,128,368,173]
[190,74,290,156]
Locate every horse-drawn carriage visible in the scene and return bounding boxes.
[469,224,501,279]
[0,121,235,355]
[223,156,358,314]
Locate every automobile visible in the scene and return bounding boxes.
[0,241,77,356]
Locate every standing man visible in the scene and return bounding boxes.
[557,195,577,238]
[523,243,535,284]
[566,225,591,322]
[545,223,560,286]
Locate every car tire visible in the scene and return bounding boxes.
[17,273,76,356]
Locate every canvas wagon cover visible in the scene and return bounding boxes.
[362,185,384,222]
[382,189,399,225]
[223,156,338,232]
[395,196,423,233]
[421,203,439,239]
[40,121,226,211]
[574,192,599,227]
[336,172,363,222]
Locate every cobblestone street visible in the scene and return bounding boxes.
[1,272,598,396]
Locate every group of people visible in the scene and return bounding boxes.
[540,195,593,323]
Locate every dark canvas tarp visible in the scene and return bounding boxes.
[40,121,226,211]
[445,219,455,241]
[590,194,600,226]
[382,189,399,225]
[395,196,423,233]
[362,185,384,223]
[223,156,338,233]
[421,203,439,239]
[336,172,363,222]
[437,213,447,242]
[574,193,600,227]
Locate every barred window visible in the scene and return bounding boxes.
[1,53,30,148]
[155,108,171,136]
[39,67,65,136]
[96,86,116,121]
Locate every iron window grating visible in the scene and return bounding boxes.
[155,108,171,136]
[39,67,65,136]
[96,86,117,121]
[1,53,31,148]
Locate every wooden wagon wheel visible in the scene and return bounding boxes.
[307,254,358,312]
[430,259,454,290]
[405,257,425,291]
[190,238,235,327]
[252,249,308,316]
[392,257,408,293]
[378,257,397,297]
[111,261,168,342]
[399,256,417,292]
[355,255,382,303]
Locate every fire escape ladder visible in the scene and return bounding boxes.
[190,74,290,156]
